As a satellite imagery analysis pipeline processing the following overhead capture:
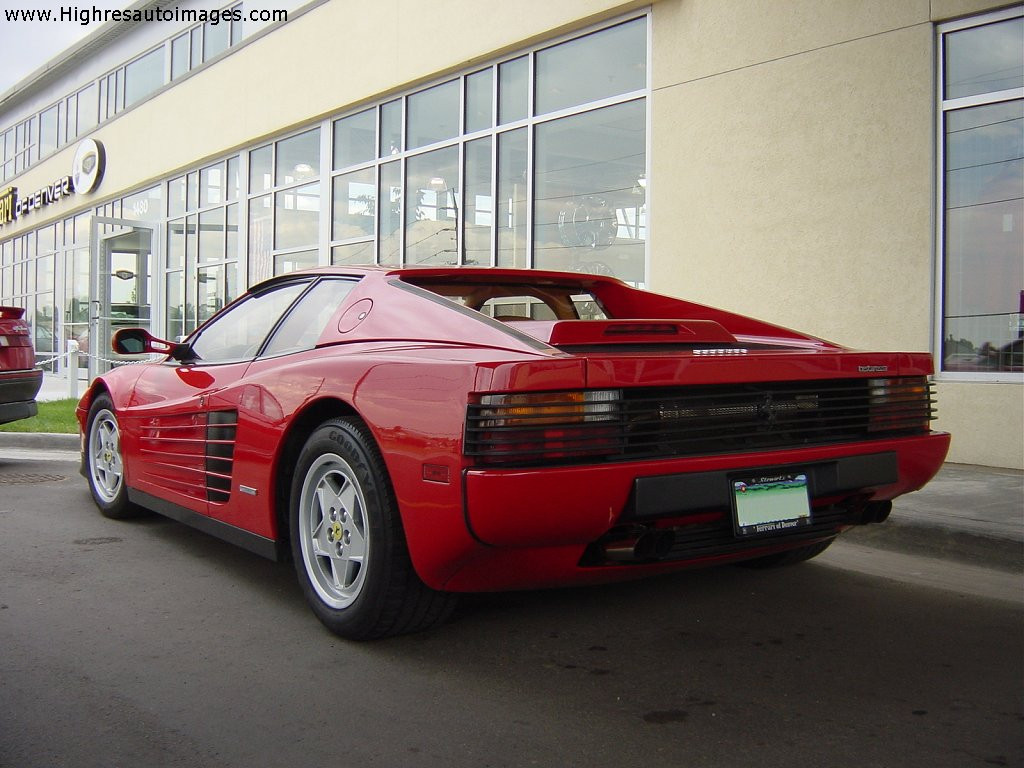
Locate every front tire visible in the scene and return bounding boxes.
[290,418,456,640]
[85,393,143,519]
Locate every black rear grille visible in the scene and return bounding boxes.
[465,377,935,466]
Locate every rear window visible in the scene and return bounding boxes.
[407,281,609,321]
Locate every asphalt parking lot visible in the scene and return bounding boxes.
[1,438,1021,768]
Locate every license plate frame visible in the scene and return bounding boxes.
[731,472,812,538]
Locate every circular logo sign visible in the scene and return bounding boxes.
[71,139,105,194]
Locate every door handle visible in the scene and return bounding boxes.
[90,300,101,322]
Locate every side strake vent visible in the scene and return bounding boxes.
[205,410,237,503]
[465,377,936,467]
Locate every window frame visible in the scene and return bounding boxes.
[934,5,1024,383]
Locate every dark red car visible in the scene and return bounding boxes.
[77,267,950,639]
[0,306,43,426]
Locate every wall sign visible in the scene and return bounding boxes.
[0,139,106,230]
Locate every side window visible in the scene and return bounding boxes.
[190,281,308,363]
[262,279,357,357]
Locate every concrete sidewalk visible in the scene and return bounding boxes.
[1,425,1020,574]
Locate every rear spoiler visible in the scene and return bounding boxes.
[510,319,738,346]
[0,306,27,320]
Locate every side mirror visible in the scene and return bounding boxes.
[112,328,194,362]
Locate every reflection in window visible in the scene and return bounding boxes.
[199,208,226,263]
[274,249,318,274]
[204,19,230,61]
[274,183,320,251]
[201,164,224,206]
[248,195,273,283]
[536,19,646,116]
[276,129,320,186]
[77,84,99,134]
[496,128,527,268]
[405,146,459,265]
[124,48,165,108]
[533,100,646,282]
[944,17,1024,100]
[407,80,459,150]
[942,100,1023,372]
[333,167,376,240]
[197,264,225,324]
[464,137,493,266]
[250,145,272,193]
[331,241,375,265]
[190,281,306,363]
[378,161,402,265]
[263,279,355,357]
[498,57,528,124]
[465,69,493,133]
[39,106,57,158]
[380,100,402,157]
[334,109,376,169]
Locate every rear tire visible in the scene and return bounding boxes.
[85,393,144,519]
[739,538,834,569]
[289,417,456,640]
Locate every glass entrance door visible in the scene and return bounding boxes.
[89,218,158,380]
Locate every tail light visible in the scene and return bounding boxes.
[867,377,935,433]
[466,389,623,465]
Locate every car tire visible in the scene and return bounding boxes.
[85,393,144,519]
[739,538,834,569]
[290,417,457,640]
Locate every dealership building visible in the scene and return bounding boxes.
[0,0,1021,467]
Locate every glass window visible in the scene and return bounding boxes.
[333,167,376,241]
[533,100,646,282]
[465,69,493,133]
[274,183,320,250]
[201,163,225,206]
[498,57,528,124]
[248,195,273,283]
[535,19,646,116]
[122,186,161,221]
[226,204,239,260]
[262,279,356,356]
[169,176,186,218]
[197,264,225,324]
[464,137,492,266]
[407,80,459,149]
[77,84,99,134]
[378,160,402,265]
[171,34,190,79]
[204,19,230,61]
[496,128,527,268]
[167,219,186,270]
[124,48,166,107]
[942,100,1023,372]
[276,129,320,186]
[275,250,318,274]
[39,106,58,157]
[331,241,375,265]
[226,156,240,200]
[944,17,1024,100]
[166,272,184,340]
[333,109,376,169]
[380,99,402,157]
[190,281,307,362]
[405,146,459,265]
[250,145,272,193]
[199,208,226,263]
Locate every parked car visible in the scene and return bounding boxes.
[77,267,950,639]
[0,306,43,425]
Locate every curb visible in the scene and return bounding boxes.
[843,519,1022,574]
[0,432,79,451]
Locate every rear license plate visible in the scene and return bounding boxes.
[731,472,812,538]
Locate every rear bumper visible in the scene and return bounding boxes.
[443,433,950,590]
[0,368,43,425]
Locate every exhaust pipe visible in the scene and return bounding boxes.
[604,529,676,562]
[857,500,892,525]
